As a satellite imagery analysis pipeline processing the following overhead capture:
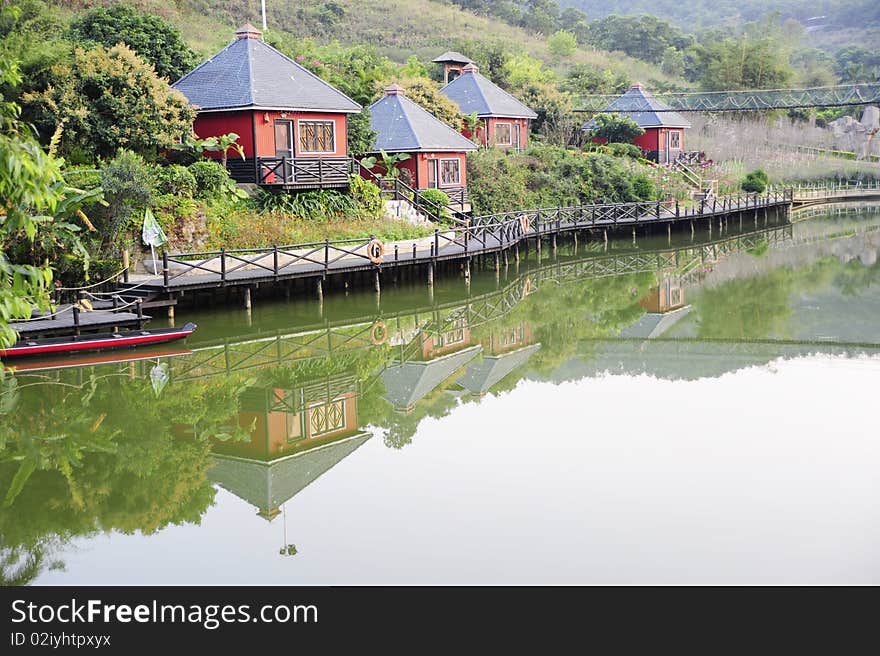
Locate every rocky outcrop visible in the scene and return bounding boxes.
[829,106,880,158]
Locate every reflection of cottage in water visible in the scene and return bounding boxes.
[620,276,691,340]
[382,315,480,413]
[457,322,540,396]
[210,374,370,521]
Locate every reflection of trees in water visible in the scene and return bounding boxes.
[0,369,253,584]
[692,255,880,341]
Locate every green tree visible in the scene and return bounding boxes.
[548,30,578,58]
[588,112,645,144]
[68,4,197,81]
[0,46,86,349]
[22,43,195,161]
[660,47,685,78]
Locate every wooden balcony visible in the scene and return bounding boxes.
[256,157,355,190]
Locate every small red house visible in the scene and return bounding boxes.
[172,25,361,189]
[365,84,478,210]
[440,62,537,150]
[583,83,690,164]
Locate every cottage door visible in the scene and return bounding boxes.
[427,159,439,188]
[274,120,295,182]
[514,123,521,150]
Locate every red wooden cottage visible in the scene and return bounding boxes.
[365,84,478,209]
[583,83,690,164]
[440,62,537,150]
[172,24,361,189]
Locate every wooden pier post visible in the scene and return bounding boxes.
[632,227,636,246]
[243,287,252,310]
[708,220,712,239]
[603,229,608,252]
[573,232,578,254]
[122,249,130,283]
[72,303,80,336]
[427,262,434,287]
[373,268,381,294]
[667,223,672,246]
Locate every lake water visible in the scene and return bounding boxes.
[3,203,880,584]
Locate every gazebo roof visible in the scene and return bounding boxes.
[457,344,541,395]
[583,83,690,130]
[369,87,479,153]
[172,27,361,113]
[381,346,481,410]
[440,64,537,119]
[432,51,473,64]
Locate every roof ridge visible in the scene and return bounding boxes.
[256,39,361,111]
[473,71,532,115]
[244,39,256,107]
[397,94,424,150]
[171,37,239,87]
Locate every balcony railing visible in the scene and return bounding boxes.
[257,157,355,189]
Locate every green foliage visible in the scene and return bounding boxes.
[188,160,234,199]
[698,23,795,90]
[22,43,195,161]
[741,169,770,193]
[156,164,196,198]
[468,144,657,213]
[361,150,411,180]
[606,142,643,159]
[0,44,88,348]
[548,30,577,58]
[182,132,244,168]
[99,150,155,249]
[418,188,453,223]
[347,110,378,156]
[68,4,198,81]
[585,14,694,65]
[256,189,359,219]
[563,65,631,95]
[348,175,383,219]
[589,112,645,144]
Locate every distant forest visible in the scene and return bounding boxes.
[558,0,880,38]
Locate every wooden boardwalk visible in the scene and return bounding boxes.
[10,306,149,338]
[119,190,794,298]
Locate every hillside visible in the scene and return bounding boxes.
[559,0,880,51]
[49,0,679,86]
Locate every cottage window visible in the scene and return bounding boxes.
[669,131,681,149]
[440,159,461,186]
[308,398,347,437]
[494,122,512,145]
[298,120,335,154]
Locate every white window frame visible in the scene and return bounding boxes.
[297,119,336,155]
[493,122,513,146]
[439,158,461,187]
[669,130,681,149]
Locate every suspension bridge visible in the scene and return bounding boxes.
[575,82,880,113]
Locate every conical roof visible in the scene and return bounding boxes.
[440,64,537,119]
[369,88,479,153]
[583,83,690,130]
[172,31,361,113]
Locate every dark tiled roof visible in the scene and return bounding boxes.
[172,37,361,113]
[583,85,690,130]
[458,344,540,395]
[440,70,537,119]
[369,92,479,153]
[381,346,481,409]
[209,433,371,514]
[432,51,473,64]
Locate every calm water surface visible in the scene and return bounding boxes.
[3,203,880,584]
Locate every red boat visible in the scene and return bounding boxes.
[0,322,197,359]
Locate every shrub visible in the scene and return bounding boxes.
[156,164,196,197]
[607,142,643,159]
[348,175,383,219]
[100,150,156,248]
[631,173,656,200]
[741,169,769,193]
[256,189,358,218]
[589,112,645,144]
[419,188,450,207]
[189,160,233,198]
